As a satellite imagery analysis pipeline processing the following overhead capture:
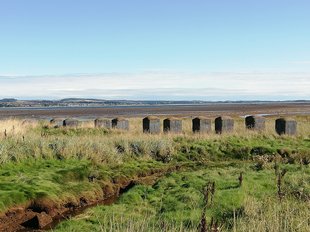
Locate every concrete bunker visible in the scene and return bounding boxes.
[275,118,297,135]
[245,116,265,131]
[192,117,212,133]
[63,118,80,127]
[112,117,129,130]
[163,117,182,133]
[94,118,112,129]
[215,116,234,134]
[143,116,160,134]
[49,118,63,128]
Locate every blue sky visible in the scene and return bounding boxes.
[0,0,309,100]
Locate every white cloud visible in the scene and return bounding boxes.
[0,72,309,100]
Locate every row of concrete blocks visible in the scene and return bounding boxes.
[51,116,297,135]
[51,117,129,130]
[144,116,297,135]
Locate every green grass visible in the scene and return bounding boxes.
[0,121,309,231]
[0,158,167,212]
[174,135,310,162]
[54,162,310,231]
[0,158,91,211]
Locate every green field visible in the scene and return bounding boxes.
[0,118,309,231]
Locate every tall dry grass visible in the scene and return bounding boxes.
[92,115,310,138]
[0,116,308,165]
[0,119,38,137]
[1,116,309,138]
[57,196,310,232]
[229,197,310,232]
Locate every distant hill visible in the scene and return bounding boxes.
[0,98,18,102]
[0,98,309,108]
[59,98,105,102]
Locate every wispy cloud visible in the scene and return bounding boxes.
[0,72,309,100]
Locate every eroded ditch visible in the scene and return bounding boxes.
[0,166,179,232]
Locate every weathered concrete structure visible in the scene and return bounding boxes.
[245,116,265,131]
[63,118,80,127]
[275,118,297,135]
[163,118,182,133]
[112,117,129,130]
[94,118,112,129]
[192,117,212,133]
[143,116,160,134]
[49,118,63,128]
[215,116,234,134]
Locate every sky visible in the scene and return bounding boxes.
[0,0,309,100]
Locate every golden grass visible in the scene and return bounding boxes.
[0,115,309,139]
[0,119,38,137]
[0,116,308,165]
[83,115,310,137]
[231,197,310,232]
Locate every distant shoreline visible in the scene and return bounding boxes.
[0,99,309,109]
[0,102,309,119]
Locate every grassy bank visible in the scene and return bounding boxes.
[55,162,310,232]
[0,117,309,231]
[0,158,168,213]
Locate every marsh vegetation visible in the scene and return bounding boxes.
[0,116,309,231]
